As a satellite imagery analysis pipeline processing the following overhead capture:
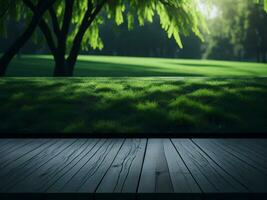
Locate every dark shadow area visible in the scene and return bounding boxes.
[7,57,204,77]
[163,61,232,68]
[75,60,203,77]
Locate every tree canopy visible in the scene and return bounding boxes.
[0,0,266,76]
[0,0,208,76]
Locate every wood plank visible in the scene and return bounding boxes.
[9,139,93,192]
[47,139,108,193]
[0,139,15,151]
[0,139,266,193]
[171,139,247,193]
[0,139,56,177]
[49,139,124,193]
[40,139,100,192]
[0,139,77,192]
[96,139,146,193]
[192,139,267,192]
[0,139,34,155]
[163,139,201,193]
[0,139,50,169]
[212,139,267,175]
[228,139,267,158]
[138,139,174,193]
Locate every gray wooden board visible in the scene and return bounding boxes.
[138,139,174,193]
[59,139,124,193]
[48,139,124,193]
[230,139,267,158]
[0,139,50,169]
[171,139,247,193]
[0,140,63,190]
[41,139,99,192]
[163,139,201,193]
[193,139,267,192]
[0,139,266,193]
[0,139,19,152]
[96,139,147,193]
[46,139,108,193]
[0,139,16,151]
[0,139,55,177]
[9,139,91,192]
[219,139,267,163]
[0,139,34,155]
[0,139,77,192]
[211,139,267,175]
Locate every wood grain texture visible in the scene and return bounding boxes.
[97,139,146,193]
[171,139,247,193]
[138,139,174,193]
[212,139,267,175]
[1,139,77,192]
[0,139,266,193]
[52,139,124,193]
[192,139,267,192]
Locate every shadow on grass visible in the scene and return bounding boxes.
[163,62,231,68]
[163,61,263,76]
[7,57,204,77]
[0,77,267,135]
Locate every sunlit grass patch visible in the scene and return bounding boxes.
[20,105,36,112]
[169,96,213,113]
[63,120,87,133]
[189,88,220,98]
[145,84,179,93]
[136,101,159,111]
[168,111,197,129]
[95,82,124,92]
[11,92,25,100]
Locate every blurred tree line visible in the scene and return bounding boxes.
[1,0,266,62]
[203,0,267,63]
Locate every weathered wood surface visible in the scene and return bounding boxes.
[0,138,266,193]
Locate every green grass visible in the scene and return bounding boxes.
[1,77,267,134]
[1,55,267,134]
[6,55,267,77]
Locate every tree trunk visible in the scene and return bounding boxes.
[262,51,267,63]
[66,0,107,77]
[66,58,76,76]
[53,54,68,77]
[0,21,37,76]
[257,48,260,63]
[0,0,55,77]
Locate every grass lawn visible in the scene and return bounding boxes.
[1,55,267,135]
[6,55,267,77]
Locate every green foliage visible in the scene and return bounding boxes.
[255,0,267,12]
[1,0,207,51]
[1,0,266,55]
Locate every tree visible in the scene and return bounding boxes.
[0,0,56,76]
[0,0,207,76]
[203,0,267,62]
[245,2,267,62]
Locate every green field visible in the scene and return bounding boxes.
[7,55,267,77]
[1,55,267,134]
